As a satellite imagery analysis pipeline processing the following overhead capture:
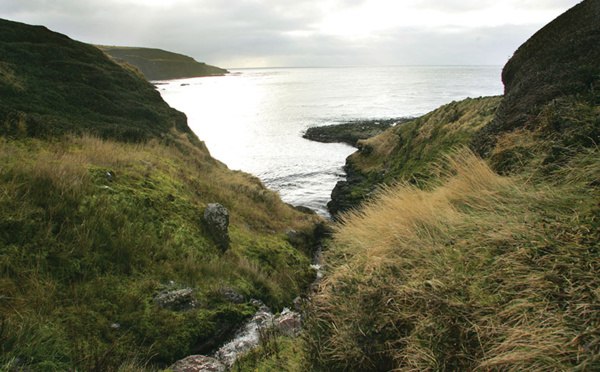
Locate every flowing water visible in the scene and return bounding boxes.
[156,66,504,217]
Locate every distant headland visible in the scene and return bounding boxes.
[96,45,228,80]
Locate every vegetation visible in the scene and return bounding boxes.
[97,46,228,81]
[2,0,599,369]
[0,19,195,143]
[307,146,600,371]
[0,18,322,371]
[301,1,600,370]
[328,96,502,215]
[471,0,600,156]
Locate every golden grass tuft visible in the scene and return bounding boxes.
[306,148,600,371]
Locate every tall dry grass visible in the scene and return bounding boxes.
[306,148,600,371]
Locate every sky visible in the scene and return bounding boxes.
[0,0,583,68]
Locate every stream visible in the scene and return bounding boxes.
[169,248,323,371]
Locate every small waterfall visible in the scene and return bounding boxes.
[213,301,274,368]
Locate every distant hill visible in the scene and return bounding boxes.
[97,46,228,80]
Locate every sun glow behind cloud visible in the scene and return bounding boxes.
[315,1,571,39]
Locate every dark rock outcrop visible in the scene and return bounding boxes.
[327,164,372,217]
[303,119,410,146]
[471,0,600,157]
[219,287,244,304]
[203,203,230,252]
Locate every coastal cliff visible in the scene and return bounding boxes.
[0,18,322,371]
[328,0,600,218]
[471,0,600,158]
[97,46,228,80]
[298,1,600,371]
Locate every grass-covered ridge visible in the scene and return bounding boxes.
[0,18,190,143]
[0,133,321,370]
[97,46,228,81]
[328,96,502,215]
[0,18,323,371]
[472,0,600,156]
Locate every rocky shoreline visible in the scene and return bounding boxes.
[303,118,416,217]
[304,118,416,217]
[303,118,414,147]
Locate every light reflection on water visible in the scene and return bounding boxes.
[156,66,503,218]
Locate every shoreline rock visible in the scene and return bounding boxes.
[303,118,414,147]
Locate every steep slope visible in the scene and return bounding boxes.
[302,1,600,371]
[328,96,502,215]
[0,19,192,142]
[98,46,228,80]
[0,19,323,371]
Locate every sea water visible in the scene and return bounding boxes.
[156,66,504,217]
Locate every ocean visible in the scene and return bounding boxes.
[156,66,504,218]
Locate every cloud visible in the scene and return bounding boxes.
[0,0,583,68]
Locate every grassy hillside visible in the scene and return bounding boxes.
[0,19,193,143]
[301,0,600,370]
[0,19,322,371]
[328,96,502,215]
[97,46,228,81]
[308,147,599,371]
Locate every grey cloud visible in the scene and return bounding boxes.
[0,0,583,68]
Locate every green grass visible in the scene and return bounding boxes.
[331,96,502,213]
[301,2,600,366]
[0,18,191,142]
[0,18,323,371]
[0,133,322,371]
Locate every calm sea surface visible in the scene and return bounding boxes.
[156,66,504,217]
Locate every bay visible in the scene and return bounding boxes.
[156,66,504,217]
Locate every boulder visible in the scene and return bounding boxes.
[168,355,226,372]
[203,203,230,252]
[284,229,305,247]
[154,288,199,312]
[276,309,303,336]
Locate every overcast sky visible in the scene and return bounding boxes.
[0,0,582,68]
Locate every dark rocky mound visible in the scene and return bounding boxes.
[98,46,228,80]
[0,18,191,142]
[471,0,600,157]
[303,118,413,147]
